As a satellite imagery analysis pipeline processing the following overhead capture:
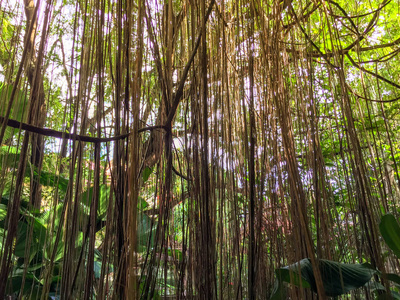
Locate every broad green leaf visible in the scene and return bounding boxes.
[137,212,157,251]
[0,227,4,251]
[271,258,375,298]
[368,280,400,299]
[94,260,102,279]
[43,233,65,262]
[9,273,42,297]
[270,278,286,300]
[139,197,149,210]
[0,204,7,220]
[79,184,110,220]
[142,166,154,183]
[385,273,400,285]
[271,259,312,300]
[366,280,385,292]
[167,248,183,262]
[276,260,311,287]
[0,147,20,174]
[0,84,28,142]
[14,216,47,260]
[40,203,64,229]
[380,214,400,259]
[25,166,69,193]
[376,291,400,300]
[0,84,28,121]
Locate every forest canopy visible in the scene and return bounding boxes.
[0,0,399,298]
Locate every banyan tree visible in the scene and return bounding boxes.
[0,0,399,298]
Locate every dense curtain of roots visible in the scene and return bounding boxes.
[0,0,399,298]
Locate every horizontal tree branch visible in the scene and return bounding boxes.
[0,116,167,144]
[347,84,400,102]
[360,37,400,51]
[346,53,400,89]
[287,36,400,59]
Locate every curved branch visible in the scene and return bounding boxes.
[289,4,339,68]
[283,3,319,32]
[360,37,400,51]
[327,0,359,34]
[164,0,216,128]
[341,0,383,52]
[287,36,400,59]
[328,0,391,19]
[346,53,400,89]
[172,165,191,181]
[0,116,167,143]
[287,0,392,62]
[347,84,400,102]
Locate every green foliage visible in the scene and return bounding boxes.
[0,203,7,220]
[0,162,114,298]
[139,279,161,300]
[0,199,105,298]
[14,214,47,261]
[0,145,69,204]
[271,258,375,298]
[26,165,69,194]
[142,166,154,183]
[1,0,400,298]
[379,214,400,259]
[139,197,149,210]
[367,281,400,299]
[0,83,28,142]
[79,184,110,220]
[272,215,400,299]
[0,18,17,70]
[167,248,183,263]
[137,212,157,252]
[0,208,57,297]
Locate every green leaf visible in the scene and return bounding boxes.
[142,166,154,183]
[43,233,64,262]
[380,214,400,259]
[14,215,47,261]
[0,145,19,154]
[0,84,28,142]
[0,84,28,121]
[167,248,183,262]
[79,184,110,220]
[0,227,5,251]
[271,258,375,298]
[139,197,149,210]
[40,203,64,230]
[377,291,400,300]
[24,164,69,194]
[93,250,114,280]
[271,259,312,299]
[0,147,21,174]
[368,280,400,299]
[270,278,286,300]
[385,273,400,286]
[94,260,102,279]
[0,204,7,220]
[137,212,157,251]
[9,273,42,297]
[366,280,385,292]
